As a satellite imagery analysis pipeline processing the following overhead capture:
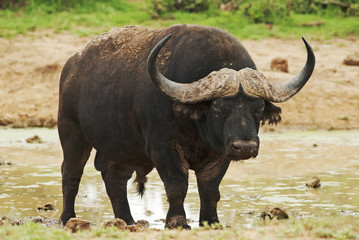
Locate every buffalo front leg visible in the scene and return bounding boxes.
[101,162,135,225]
[155,165,190,229]
[195,158,231,227]
[59,119,92,225]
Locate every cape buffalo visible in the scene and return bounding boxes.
[58,24,315,229]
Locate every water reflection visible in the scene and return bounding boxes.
[0,128,359,229]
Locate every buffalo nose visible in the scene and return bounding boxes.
[232,139,258,153]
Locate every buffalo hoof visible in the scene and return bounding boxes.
[65,218,91,233]
[200,221,223,229]
[165,223,191,230]
[165,217,191,230]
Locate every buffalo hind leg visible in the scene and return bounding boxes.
[195,159,231,227]
[59,118,92,225]
[101,162,135,225]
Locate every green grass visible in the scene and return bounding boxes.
[0,216,358,240]
[0,0,358,39]
[0,0,152,38]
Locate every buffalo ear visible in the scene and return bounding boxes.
[262,101,282,125]
[173,102,208,120]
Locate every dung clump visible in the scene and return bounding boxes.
[103,218,127,230]
[65,218,91,233]
[270,58,289,73]
[306,176,321,188]
[126,220,149,232]
[0,160,12,165]
[26,135,43,144]
[37,203,56,211]
[103,218,149,232]
[0,216,23,226]
[136,219,150,228]
[26,216,62,227]
[343,53,359,66]
[260,206,289,220]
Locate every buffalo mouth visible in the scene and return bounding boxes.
[225,139,259,160]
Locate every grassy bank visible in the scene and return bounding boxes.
[0,0,358,39]
[1,216,358,240]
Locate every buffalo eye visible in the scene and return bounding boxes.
[254,107,265,120]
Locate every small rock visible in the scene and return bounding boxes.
[65,218,91,233]
[37,203,56,211]
[270,58,289,73]
[103,218,127,230]
[260,206,289,220]
[306,176,321,188]
[26,135,42,144]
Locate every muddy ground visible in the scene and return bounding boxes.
[0,30,358,130]
[1,128,359,232]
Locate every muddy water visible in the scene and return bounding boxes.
[0,128,358,229]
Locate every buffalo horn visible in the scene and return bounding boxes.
[239,37,315,102]
[147,35,315,104]
[147,35,240,104]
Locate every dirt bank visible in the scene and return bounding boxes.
[0,31,358,130]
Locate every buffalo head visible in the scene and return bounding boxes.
[147,35,315,160]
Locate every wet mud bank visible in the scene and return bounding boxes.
[1,35,359,130]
